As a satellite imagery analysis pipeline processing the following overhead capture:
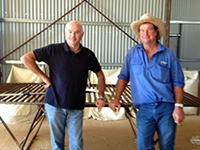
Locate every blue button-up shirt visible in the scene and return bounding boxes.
[118,42,185,108]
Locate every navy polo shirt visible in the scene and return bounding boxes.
[33,41,101,109]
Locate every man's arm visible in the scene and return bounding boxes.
[20,51,50,88]
[172,86,185,124]
[109,79,127,112]
[95,70,106,109]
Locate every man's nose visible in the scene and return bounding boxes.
[144,30,149,35]
[71,32,75,36]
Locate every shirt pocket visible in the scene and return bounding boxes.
[149,62,170,83]
[130,59,143,75]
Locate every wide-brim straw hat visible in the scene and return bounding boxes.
[130,13,164,40]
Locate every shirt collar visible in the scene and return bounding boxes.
[138,41,165,52]
[156,42,165,52]
[64,41,83,53]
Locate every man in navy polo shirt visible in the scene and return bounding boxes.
[21,20,106,150]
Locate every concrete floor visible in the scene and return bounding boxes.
[1,115,200,150]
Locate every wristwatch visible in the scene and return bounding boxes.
[98,96,105,100]
[175,103,184,108]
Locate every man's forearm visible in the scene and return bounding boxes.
[173,86,184,104]
[21,51,47,80]
[114,79,127,101]
[97,73,105,97]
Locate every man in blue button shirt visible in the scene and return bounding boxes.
[109,13,185,150]
[21,20,106,150]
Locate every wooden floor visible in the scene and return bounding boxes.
[1,115,200,150]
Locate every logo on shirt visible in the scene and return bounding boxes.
[160,61,167,65]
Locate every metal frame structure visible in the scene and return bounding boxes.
[0,83,135,150]
[1,82,200,149]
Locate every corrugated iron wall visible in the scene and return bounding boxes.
[1,0,167,82]
[170,0,200,70]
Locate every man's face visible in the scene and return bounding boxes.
[65,22,84,47]
[139,23,158,44]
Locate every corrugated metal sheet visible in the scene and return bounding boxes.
[1,0,168,82]
[170,0,200,70]
[171,0,200,21]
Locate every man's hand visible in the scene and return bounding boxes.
[108,99,121,112]
[42,76,51,88]
[172,106,185,124]
[95,99,106,109]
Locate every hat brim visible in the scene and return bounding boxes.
[131,18,164,40]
